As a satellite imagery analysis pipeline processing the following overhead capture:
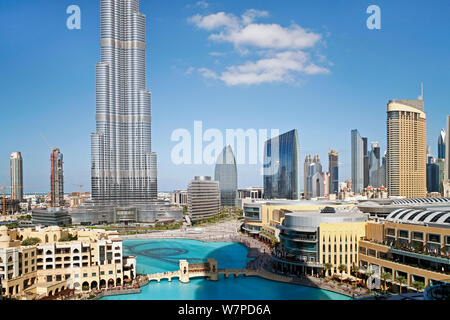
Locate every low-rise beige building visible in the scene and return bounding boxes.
[0,226,136,300]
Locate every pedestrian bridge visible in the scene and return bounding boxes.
[146,259,260,284]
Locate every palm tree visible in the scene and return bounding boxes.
[411,280,425,292]
[351,265,360,278]
[323,263,333,278]
[380,272,392,294]
[338,264,347,282]
[396,275,407,294]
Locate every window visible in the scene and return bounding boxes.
[386,228,395,236]
[412,232,423,241]
[428,234,441,243]
[75,274,79,278]
[101,271,105,275]
[83,273,88,278]
[398,230,409,239]
[117,270,121,274]
[367,249,376,257]
[109,271,113,275]
[46,276,52,282]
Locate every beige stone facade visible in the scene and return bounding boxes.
[0,226,136,300]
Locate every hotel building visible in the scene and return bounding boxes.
[187,176,220,222]
[214,146,238,207]
[386,98,427,198]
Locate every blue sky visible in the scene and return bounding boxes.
[0,0,449,193]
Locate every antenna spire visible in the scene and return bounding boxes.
[418,82,424,100]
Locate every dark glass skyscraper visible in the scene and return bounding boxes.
[263,129,301,200]
[438,129,446,159]
[214,146,238,207]
[328,150,339,194]
[91,0,157,205]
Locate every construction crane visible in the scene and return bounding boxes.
[73,184,84,196]
[0,171,10,216]
[2,185,41,215]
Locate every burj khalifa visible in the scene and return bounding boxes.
[91,0,157,206]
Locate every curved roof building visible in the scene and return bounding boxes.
[385,208,450,226]
[214,146,238,207]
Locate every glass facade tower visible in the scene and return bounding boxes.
[214,145,238,207]
[351,130,364,194]
[91,0,157,205]
[263,129,301,200]
[438,129,446,160]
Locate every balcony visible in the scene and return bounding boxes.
[360,239,450,276]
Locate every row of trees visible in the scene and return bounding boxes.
[322,263,425,294]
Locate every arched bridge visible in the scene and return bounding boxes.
[145,259,261,284]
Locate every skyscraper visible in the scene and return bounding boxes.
[368,142,381,187]
[380,151,387,188]
[444,116,450,197]
[362,137,369,188]
[438,128,446,159]
[306,156,323,199]
[387,98,427,198]
[10,152,23,202]
[214,145,238,207]
[426,156,439,193]
[351,130,364,194]
[304,154,312,196]
[446,116,450,181]
[328,150,339,194]
[91,0,157,206]
[263,129,301,200]
[50,148,64,207]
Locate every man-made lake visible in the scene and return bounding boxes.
[101,239,351,300]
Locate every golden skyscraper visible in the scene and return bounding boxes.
[387,98,427,198]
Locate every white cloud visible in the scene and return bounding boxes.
[196,1,209,9]
[185,66,195,75]
[188,12,239,31]
[198,68,219,79]
[219,51,329,86]
[210,23,321,50]
[188,9,330,86]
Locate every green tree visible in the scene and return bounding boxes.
[182,205,188,215]
[21,237,41,246]
[396,275,407,294]
[323,263,333,277]
[338,264,347,281]
[59,234,78,242]
[351,264,360,278]
[380,272,392,294]
[411,280,425,292]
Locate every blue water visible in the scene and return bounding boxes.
[101,239,351,300]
